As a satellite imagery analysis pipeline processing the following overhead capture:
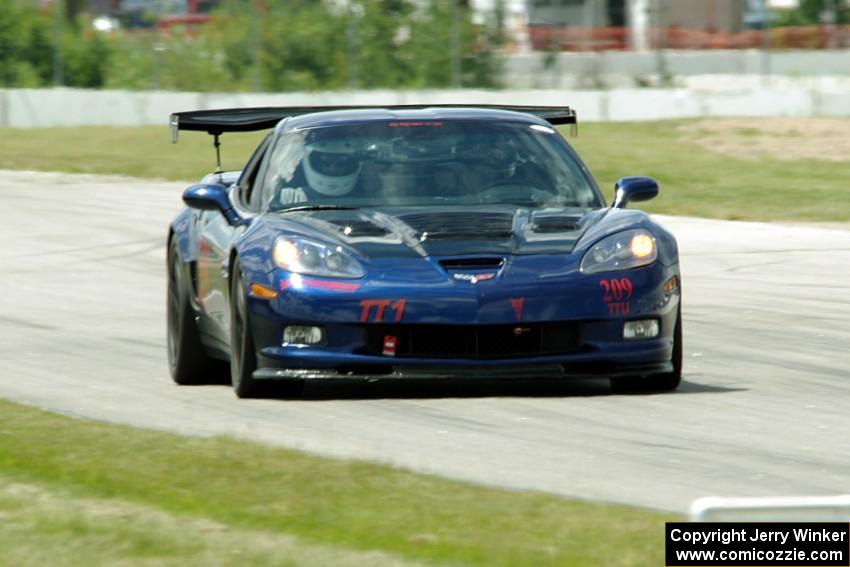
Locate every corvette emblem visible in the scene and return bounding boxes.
[452,273,496,284]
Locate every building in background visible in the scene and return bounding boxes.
[54,0,850,49]
[527,0,624,28]
[667,0,749,33]
[468,0,531,50]
[526,0,753,50]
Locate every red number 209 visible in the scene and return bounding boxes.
[599,278,633,302]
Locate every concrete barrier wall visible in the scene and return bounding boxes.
[505,50,850,89]
[1,84,848,129]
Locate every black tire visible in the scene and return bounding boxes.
[642,304,683,391]
[229,258,264,398]
[611,304,683,393]
[167,240,217,385]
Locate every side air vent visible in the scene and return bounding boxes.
[439,257,504,269]
[530,216,582,234]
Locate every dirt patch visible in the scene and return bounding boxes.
[679,118,850,162]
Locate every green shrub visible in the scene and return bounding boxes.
[0,0,504,91]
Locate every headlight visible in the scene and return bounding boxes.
[273,237,364,278]
[580,229,657,274]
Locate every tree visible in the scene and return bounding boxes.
[773,0,850,26]
[0,0,505,91]
[62,30,111,88]
[0,0,55,87]
[65,0,88,25]
[204,0,503,92]
[404,0,503,88]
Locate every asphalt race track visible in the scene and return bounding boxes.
[1,170,848,513]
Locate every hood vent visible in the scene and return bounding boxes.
[399,212,514,241]
[530,215,582,234]
[439,257,504,269]
[330,219,388,238]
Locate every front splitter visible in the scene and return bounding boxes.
[253,361,672,381]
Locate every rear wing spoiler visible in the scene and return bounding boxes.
[169,104,578,143]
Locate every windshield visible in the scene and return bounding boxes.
[261,119,603,212]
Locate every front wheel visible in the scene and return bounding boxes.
[642,304,682,391]
[229,258,264,398]
[167,240,217,385]
[611,304,682,393]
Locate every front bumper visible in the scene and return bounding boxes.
[252,319,677,381]
[248,261,681,381]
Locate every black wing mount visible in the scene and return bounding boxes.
[169,104,578,143]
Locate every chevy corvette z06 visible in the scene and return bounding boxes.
[166,105,682,397]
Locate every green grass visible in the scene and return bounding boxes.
[0,399,674,566]
[0,126,266,181]
[3,119,847,221]
[567,120,850,222]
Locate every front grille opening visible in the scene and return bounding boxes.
[362,323,582,359]
[438,257,504,269]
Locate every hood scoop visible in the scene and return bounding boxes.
[399,212,514,241]
[328,219,389,238]
[529,214,583,234]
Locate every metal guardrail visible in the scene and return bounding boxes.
[690,495,850,522]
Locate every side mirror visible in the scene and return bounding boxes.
[182,184,243,226]
[612,177,659,209]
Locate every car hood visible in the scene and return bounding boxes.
[262,206,608,260]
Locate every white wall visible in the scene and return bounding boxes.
[505,50,850,89]
[0,83,848,129]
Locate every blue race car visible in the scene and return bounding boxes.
[167,105,681,398]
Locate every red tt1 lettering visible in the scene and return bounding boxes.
[360,299,406,322]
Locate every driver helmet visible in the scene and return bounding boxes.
[303,137,361,196]
[463,136,518,180]
[487,140,518,179]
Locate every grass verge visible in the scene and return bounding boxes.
[4,118,845,221]
[568,119,850,222]
[0,399,674,566]
[0,126,266,181]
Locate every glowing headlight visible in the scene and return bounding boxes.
[273,237,364,279]
[580,229,657,274]
[631,233,654,258]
